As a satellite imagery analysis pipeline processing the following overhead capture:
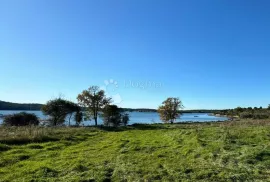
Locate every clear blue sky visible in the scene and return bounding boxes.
[1,0,270,109]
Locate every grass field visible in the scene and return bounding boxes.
[1,120,270,181]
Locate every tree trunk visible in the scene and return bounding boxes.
[68,113,73,126]
[94,116,98,126]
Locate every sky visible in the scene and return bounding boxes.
[1,0,270,109]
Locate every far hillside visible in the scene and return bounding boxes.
[0,101,43,110]
[0,100,226,113]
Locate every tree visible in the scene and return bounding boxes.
[42,98,81,126]
[101,104,130,127]
[157,97,184,124]
[65,102,81,126]
[122,113,130,126]
[235,107,244,113]
[75,111,83,126]
[247,107,253,111]
[102,105,121,127]
[77,86,111,126]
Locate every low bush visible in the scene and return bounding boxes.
[3,112,39,126]
[240,111,269,119]
[240,112,253,119]
[252,112,269,119]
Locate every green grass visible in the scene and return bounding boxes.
[1,120,270,181]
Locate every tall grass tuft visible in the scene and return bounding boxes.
[0,126,58,144]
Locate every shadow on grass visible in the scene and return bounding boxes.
[93,123,169,132]
[94,122,221,132]
[0,136,59,145]
[0,121,231,145]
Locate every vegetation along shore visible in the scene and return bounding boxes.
[1,86,270,181]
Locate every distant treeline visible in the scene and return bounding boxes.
[0,101,155,112]
[214,106,270,119]
[0,100,226,113]
[118,108,224,113]
[0,101,42,110]
[181,110,226,113]
[120,108,157,112]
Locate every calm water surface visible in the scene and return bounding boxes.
[0,110,228,125]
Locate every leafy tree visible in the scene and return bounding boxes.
[235,107,244,113]
[66,102,81,126]
[101,105,130,127]
[122,113,130,126]
[3,112,39,126]
[247,107,253,111]
[75,111,83,126]
[77,86,111,126]
[42,98,81,126]
[102,105,121,127]
[157,97,184,123]
[227,109,235,117]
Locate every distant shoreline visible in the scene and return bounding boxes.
[0,100,228,113]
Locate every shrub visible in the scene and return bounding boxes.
[240,112,253,119]
[252,112,269,119]
[3,112,39,126]
[240,111,269,119]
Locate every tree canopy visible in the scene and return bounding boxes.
[41,98,81,126]
[101,104,130,127]
[77,86,111,126]
[157,97,184,123]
